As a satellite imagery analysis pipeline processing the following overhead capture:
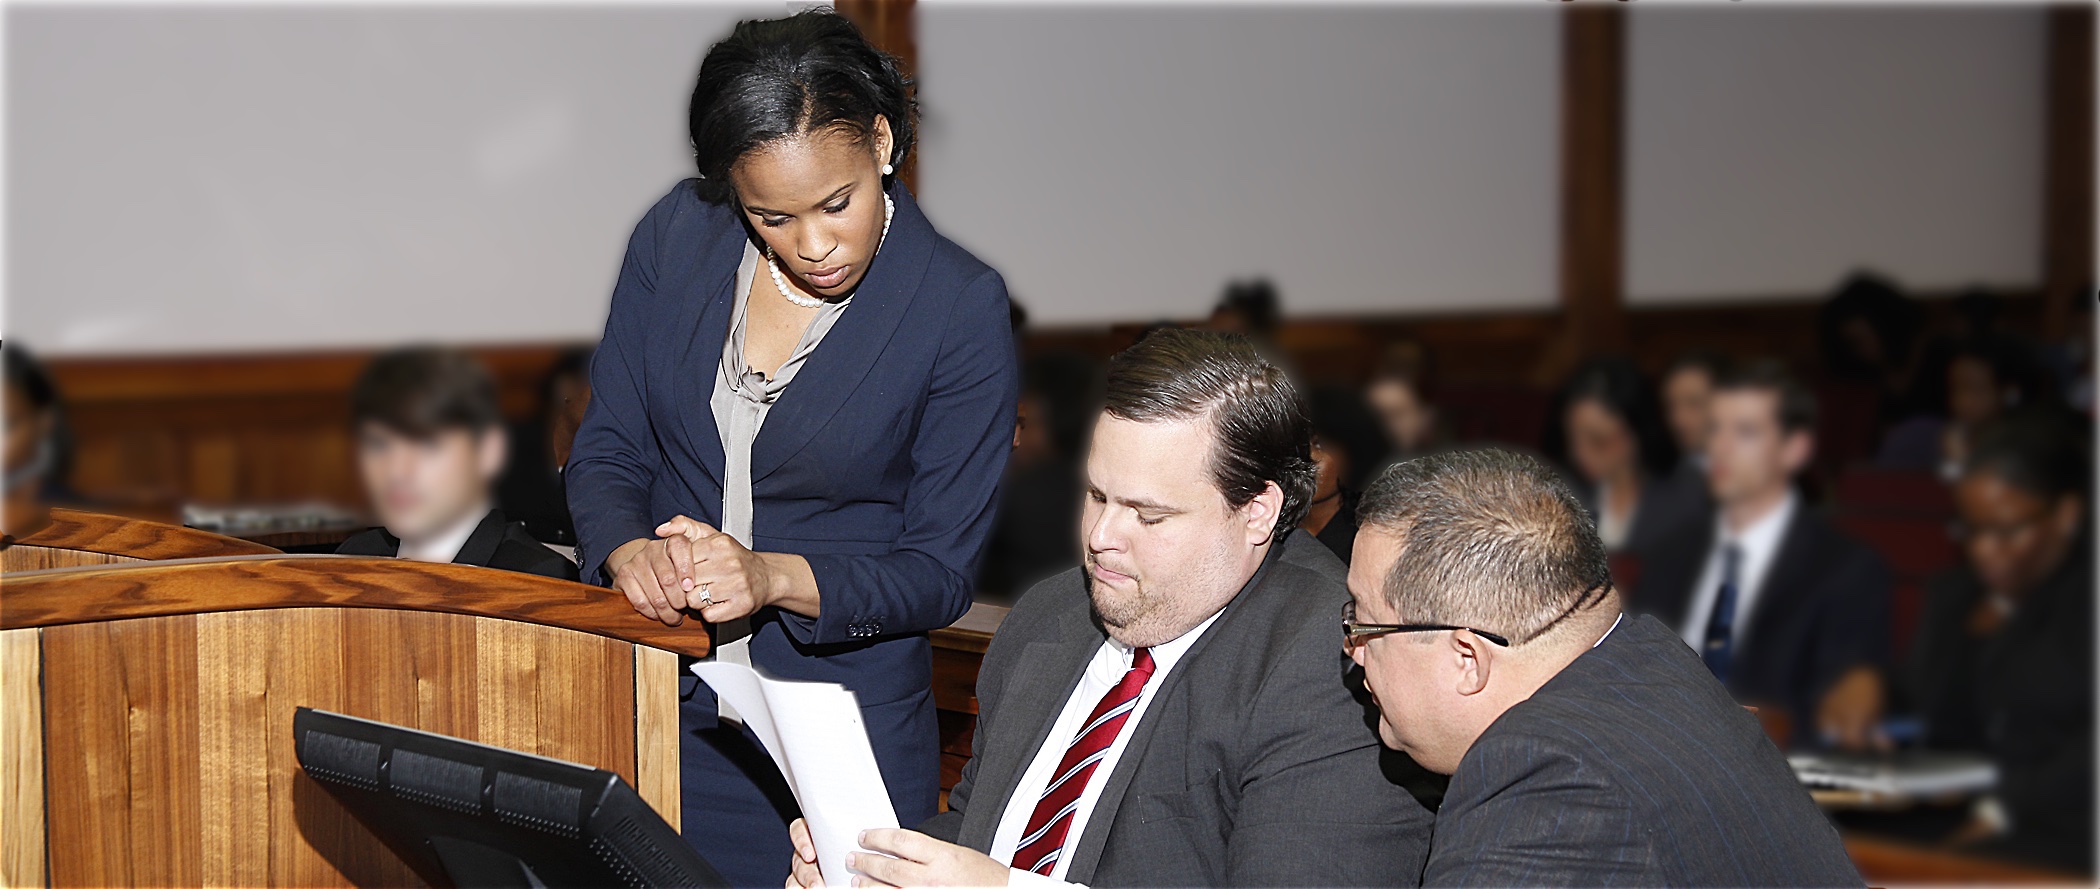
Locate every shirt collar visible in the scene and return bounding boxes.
[397,502,491,564]
[1720,489,1796,552]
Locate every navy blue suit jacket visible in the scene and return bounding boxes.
[1629,504,1892,742]
[567,178,1018,815]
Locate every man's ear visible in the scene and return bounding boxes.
[1780,428,1815,476]
[477,426,509,484]
[1453,630,1494,697]
[1245,480,1285,547]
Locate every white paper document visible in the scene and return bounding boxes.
[689,661,899,887]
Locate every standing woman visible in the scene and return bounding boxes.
[567,11,1018,885]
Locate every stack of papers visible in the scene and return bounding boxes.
[690,661,899,888]
[1788,750,1998,798]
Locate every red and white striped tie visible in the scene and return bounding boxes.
[1010,647,1156,876]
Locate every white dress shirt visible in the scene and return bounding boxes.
[395,503,488,565]
[990,607,1228,887]
[1677,491,1797,651]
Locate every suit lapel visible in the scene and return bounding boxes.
[1740,511,1818,649]
[748,181,933,484]
[450,510,506,568]
[671,211,747,488]
[959,597,1101,849]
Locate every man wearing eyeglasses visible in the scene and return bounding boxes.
[786,328,1435,888]
[1346,448,1862,887]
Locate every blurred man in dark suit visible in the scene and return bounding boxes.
[338,346,578,582]
[1348,448,1861,887]
[1632,361,1892,750]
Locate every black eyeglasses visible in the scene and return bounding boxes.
[1342,599,1511,648]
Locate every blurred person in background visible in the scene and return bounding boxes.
[2,343,70,539]
[1901,407,2091,875]
[1654,350,1728,530]
[338,346,579,582]
[1543,357,1676,557]
[497,345,593,546]
[1630,361,1893,751]
[978,352,1096,602]
[1203,277,1282,350]
[1365,341,1445,470]
[1819,271,1928,425]
[1878,335,2054,480]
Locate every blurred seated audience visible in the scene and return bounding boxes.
[1877,335,2053,480]
[1900,407,2092,874]
[1819,271,1928,425]
[1543,357,1676,557]
[1655,350,1728,531]
[3,343,71,539]
[976,352,1096,602]
[1365,341,1446,470]
[1629,361,1893,751]
[337,346,578,581]
[496,346,592,546]
[1202,277,1282,347]
[1301,386,1383,564]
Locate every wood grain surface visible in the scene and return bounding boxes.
[634,645,683,831]
[1,629,44,888]
[6,507,280,566]
[33,605,651,886]
[1,554,710,659]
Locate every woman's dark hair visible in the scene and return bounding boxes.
[687,9,915,202]
[1964,405,2092,503]
[1542,356,1675,478]
[1101,328,1318,531]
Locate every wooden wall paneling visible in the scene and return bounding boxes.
[1550,2,1629,384]
[2042,2,2095,339]
[633,645,682,830]
[835,0,917,191]
[1,629,45,888]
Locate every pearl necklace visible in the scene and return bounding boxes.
[767,193,894,309]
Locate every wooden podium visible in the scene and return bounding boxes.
[3,507,282,573]
[1,552,708,887]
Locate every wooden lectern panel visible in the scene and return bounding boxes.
[3,507,280,572]
[3,556,704,887]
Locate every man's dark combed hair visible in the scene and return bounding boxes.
[687,9,915,202]
[1664,349,1733,382]
[1101,328,1318,531]
[1964,406,2092,502]
[1358,448,1612,645]
[351,347,503,438]
[1713,359,1818,434]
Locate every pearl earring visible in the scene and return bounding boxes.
[882,162,894,176]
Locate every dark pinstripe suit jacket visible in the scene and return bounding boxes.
[922,532,1435,886]
[1424,614,1863,888]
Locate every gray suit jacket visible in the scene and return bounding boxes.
[922,532,1434,886]
[1424,614,1863,888]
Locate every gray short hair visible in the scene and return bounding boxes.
[1357,448,1611,645]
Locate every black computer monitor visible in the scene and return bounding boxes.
[293,707,726,889]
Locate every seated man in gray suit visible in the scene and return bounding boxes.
[788,328,1434,887]
[1347,448,1861,887]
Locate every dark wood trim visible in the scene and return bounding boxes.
[836,0,919,191]
[1552,2,1629,382]
[0,554,712,658]
[2042,3,2094,339]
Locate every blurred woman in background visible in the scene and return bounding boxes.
[1904,407,2092,875]
[1545,357,1676,557]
